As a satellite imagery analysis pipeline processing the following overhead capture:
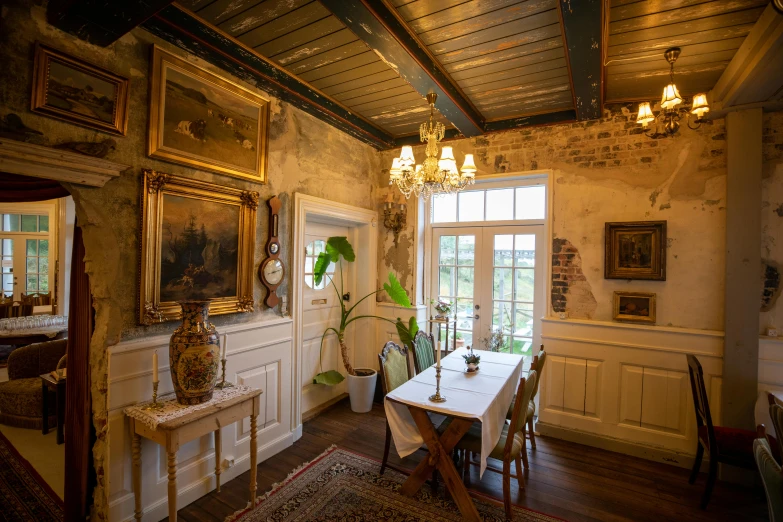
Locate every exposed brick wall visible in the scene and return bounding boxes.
[551,238,595,318]
[764,111,783,165]
[762,261,780,312]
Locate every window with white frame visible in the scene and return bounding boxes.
[431,185,546,224]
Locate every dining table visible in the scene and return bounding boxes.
[0,325,68,347]
[384,347,524,521]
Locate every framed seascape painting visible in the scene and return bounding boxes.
[31,43,130,135]
[605,221,666,280]
[148,46,270,183]
[139,169,258,324]
[613,291,656,324]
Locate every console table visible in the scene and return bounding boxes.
[124,385,262,522]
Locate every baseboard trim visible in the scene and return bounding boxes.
[302,393,348,422]
[536,422,702,471]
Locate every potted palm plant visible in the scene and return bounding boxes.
[312,236,418,413]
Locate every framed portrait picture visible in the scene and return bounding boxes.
[31,43,130,135]
[613,292,656,324]
[139,169,258,324]
[605,221,666,280]
[147,46,269,183]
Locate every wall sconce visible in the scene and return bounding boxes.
[383,190,407,247]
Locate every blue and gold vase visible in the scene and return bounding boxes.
[169,301,220,405]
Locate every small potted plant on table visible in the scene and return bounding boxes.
[462,347,481,372]
[431,299,452,319]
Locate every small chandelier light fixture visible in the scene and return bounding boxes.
[389,92,476,200]
[636,47,710,138]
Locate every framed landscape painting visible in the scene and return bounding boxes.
[148,46,269,183]
[139,169,258,324]
[31,43,130,135]
[605,221,666,280]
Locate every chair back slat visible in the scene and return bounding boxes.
[530,345,546,400]
[412,330,435,374]
[753,434,783,521]
[378,341,410,395]
[686,354,717,452]
[770,401,783,463]
[506,370,537,455]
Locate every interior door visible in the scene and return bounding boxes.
[301,221,354,414]
[432,225,545,365]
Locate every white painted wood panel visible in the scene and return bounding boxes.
[584,360,601,418]
[620,365,643,426]
[640,367,669,430]
[544,355,566,411]
[563,357,586,414]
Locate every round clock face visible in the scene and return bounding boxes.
[269,242,279,255]
[263,259,284,285]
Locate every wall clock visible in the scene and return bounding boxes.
[259,195,284,307]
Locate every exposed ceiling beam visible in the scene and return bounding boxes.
[47,0,175,47]
[320,0,485,137]
[710,3,783,111]
[558,0,603,120]
[141,5,395,149]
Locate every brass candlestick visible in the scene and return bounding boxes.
[144,381,164,410]
[428,364,446,403]
[215,358,234,389]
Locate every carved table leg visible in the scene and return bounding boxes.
[215,428,222,493]
[168,451,177,521]
[130,421,142,521]
[249,413,258,503]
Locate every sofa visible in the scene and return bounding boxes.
[0,339,67,429]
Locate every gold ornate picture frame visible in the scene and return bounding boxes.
[31,42,130,136]
[605,221,666,280]
[139,169,258,324]
[147,46,269,183]
[613,291,656,324]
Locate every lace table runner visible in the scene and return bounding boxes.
[0,326,67,339]
[124,384,257,430]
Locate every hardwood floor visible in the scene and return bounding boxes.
[175,399,768,522]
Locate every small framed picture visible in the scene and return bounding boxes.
[613,292,656,324]
[605,221,666,280]
[31,43,130,136]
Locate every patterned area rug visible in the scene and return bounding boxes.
[226,446,562,522]
[0,429,63,521]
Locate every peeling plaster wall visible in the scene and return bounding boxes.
[379,104,738,331]
[0,2,379,519]
[761,111,783,333]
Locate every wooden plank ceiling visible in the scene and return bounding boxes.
[390,0,574,121]
[178,0,452,137]
[605,0,768,103]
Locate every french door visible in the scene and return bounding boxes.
[432,225,545,363]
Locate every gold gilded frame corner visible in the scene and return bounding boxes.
[147,45,270,184]
[138,169,257,324]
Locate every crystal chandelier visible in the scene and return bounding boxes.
[389,92,477,199]
[636,47,710,138]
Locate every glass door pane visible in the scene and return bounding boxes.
[1,238,14,299]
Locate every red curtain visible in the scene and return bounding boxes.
[0,172,70,202]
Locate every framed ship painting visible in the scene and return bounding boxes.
[31,43,130,135]
[605,221,666,280]
[147,46,270,183]
[139,169,258,324]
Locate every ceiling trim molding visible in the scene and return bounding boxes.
[558,0,603,120]
[320,0,485,137]
[142,4,396,149]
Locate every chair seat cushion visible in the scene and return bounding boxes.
[439,419,524,460]
[0,378,54,418]
[506,397,535,421]
[698,425,756,462]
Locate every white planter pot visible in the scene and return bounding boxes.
[347,368,377,413]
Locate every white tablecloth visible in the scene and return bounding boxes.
[756,389,783,438]
[384,347,523,477]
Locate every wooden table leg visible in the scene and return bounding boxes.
[130,420,142,522]
[215,428,222,493]
[41,380,49,435]
[249,413,258,503]
[56,380,65,445]
[401,407,479,522]
[168,451,177,521]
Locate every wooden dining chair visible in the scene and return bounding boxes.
[686,354,757,509]
[9,301,33,318]
[378,341,411,475]
[506,345,546,453]
[22,292,51,306]
[411,330,436,374]
[755,425,783,522]
[768,395,783,464]
[446,370,538,520]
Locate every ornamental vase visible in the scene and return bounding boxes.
[169,301,220,405]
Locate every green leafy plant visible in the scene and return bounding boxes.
[462,346,481,365]
[312,236,417,385]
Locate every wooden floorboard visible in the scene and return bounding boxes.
[174,399,768,522]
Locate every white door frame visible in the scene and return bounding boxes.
[292,193,378,439]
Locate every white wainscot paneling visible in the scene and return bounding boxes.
[107,318,293,522]
[538,318,724,457]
